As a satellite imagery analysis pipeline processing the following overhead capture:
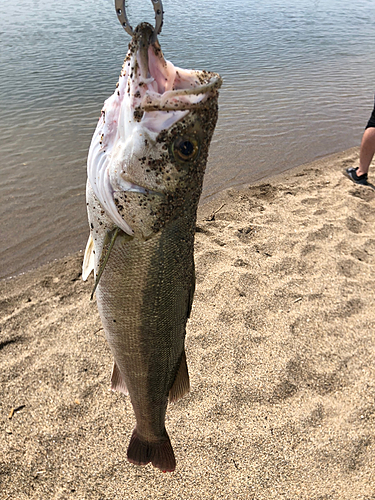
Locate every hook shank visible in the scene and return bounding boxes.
[115,0,163,38]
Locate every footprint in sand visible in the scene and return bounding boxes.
[194,249,225,283]
[301,403,325,429]
[237,272,259,294]
[325,298,364,320]
[346,216,364,234]
[349,187,375,202]
[301,197,322,206]
[336,259,359,278]
[0,336,22,352]
[282,356,348,397]
[307,223,336,241]
[300,243,320,256]
[351,248,371,263]
[314,434,371,474]
[356,203,375,222]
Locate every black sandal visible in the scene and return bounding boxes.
[345,167,368,185]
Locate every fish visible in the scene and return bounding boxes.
[82,22,222,472]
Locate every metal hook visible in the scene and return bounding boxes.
[115,0,163,39]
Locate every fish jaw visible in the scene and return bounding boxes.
[87,22,222,237]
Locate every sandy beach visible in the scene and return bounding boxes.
[1,146,375,499]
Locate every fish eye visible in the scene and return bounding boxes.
[179,140,194,157]
[172,135,200,162]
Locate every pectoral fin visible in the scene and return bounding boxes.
[169,351,190,402]
[110,361,129,396]
[82,234,95,281]
[90,227,120,300]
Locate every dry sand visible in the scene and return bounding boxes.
[1,147,375,499]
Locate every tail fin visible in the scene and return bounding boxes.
[127,428,176,472]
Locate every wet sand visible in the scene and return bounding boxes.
[1,147,375,499]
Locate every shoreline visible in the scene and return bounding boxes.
[0,146,361,284]
[2,145,375,498]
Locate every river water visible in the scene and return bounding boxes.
[1,0,375,279]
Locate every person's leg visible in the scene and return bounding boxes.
[345,98,375,185]
[357,126,375,176]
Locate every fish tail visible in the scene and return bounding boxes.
[127,428,176,472]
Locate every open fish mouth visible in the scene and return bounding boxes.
[87,22,222,236]
[125,23,222,115]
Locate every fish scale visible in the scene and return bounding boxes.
[97,215,195,438]
[83,22,221,471]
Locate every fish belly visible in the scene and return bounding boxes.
[95,212,195,470]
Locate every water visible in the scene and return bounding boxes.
[1,0,375,279]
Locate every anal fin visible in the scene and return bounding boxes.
[110,361,129,395]
[169,351,190,403]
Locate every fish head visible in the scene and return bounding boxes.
[87,22,222,236]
